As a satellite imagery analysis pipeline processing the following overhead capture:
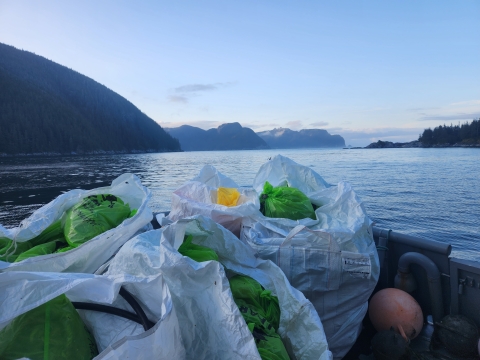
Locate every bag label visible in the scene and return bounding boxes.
[342,254,371,279]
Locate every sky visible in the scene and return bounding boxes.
[0,1,479,147]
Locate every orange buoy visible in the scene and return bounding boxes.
[369,288,424,340]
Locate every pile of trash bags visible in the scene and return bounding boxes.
[0,155,380,360]
[0,173,152,273]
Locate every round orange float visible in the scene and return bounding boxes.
[369,288,424,340]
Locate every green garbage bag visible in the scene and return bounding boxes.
[229,275,289,360]
[259,181,316,221]
[63,194,131,248]
[178,235,219,262]
[0,294,98,360]
[178,237,289,360]
[0,237,33,262]
[15,238,68,262]
[0,220,65,263]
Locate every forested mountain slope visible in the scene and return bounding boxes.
[0,43,180,155]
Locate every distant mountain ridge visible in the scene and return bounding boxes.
[257,128,345,148]
[0,43,180,155]
[165,123,269,151]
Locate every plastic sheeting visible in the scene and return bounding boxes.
[107,215,333,360]
[0,271,184,360]
[0,173,152,273]
[167,165,259,237]
[242,155,380,359]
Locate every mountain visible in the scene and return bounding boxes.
[0,43,181,155]
[165,123,269,151]
[257,128,345,148]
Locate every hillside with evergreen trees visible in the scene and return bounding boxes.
[0,43,181,155]
[418,119,480,146]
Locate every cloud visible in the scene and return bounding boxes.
[175,84,217,93]
[337,127,425,147]
[418,112,480,121]
[285,120,303,130]
[243,122,280,130]
[174,82,235,94]
[168,95,188,103]
[407,106,440,112]
[410,99,480,122]
[159,120,224,130]
[450,100,480,106]
[309,121,329,127]
[168,82,236,104]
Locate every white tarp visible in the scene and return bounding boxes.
[0,173,153,273]
[241,155,380,359]
[106,215,333,360]
[0,271,185,359]
[167,165,259,237]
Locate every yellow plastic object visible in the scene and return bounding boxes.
[217,187,241,207]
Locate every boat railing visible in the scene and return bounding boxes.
[373,226,480,328]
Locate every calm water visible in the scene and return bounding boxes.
[1,148,479,261]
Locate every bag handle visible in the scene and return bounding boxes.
[280,225,307,247]
[280,224,341,252]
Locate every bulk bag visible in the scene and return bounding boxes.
[106,216,333,359]
[0,271,183,360]
[241,155,379,359]
[0,173,152,273]
[106,228,262,360]
[167,165,259,237]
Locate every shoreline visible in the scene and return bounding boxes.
[0,149,183,158]
[345,140,480,149]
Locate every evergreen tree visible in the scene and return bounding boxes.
[418,119,480,146]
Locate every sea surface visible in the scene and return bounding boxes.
[1,148,478,261]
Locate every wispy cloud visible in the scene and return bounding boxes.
[159,120,224,130]
[168,82,236,104]
[407,106,440,112]
[411,99,480,122]
[450,100,480,106]
[168,95,188,103]
[174,84,217,93]
[309,121,329,127]
[418,112,480,121]
[337,127,425,147]
[286,120,303,130]
[243,122,280,130]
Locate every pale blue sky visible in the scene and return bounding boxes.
[1,1,479,146]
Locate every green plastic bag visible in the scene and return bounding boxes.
[178,235,219,262]
[0,237,32,262]
[0,294,98,360]
[0,220,65,263]
[15,238,67,262]
[178,237,289,360]
[259,181,316,221]
[229,275,281,331]
[63,194,131,247]
[229,275,289,360]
